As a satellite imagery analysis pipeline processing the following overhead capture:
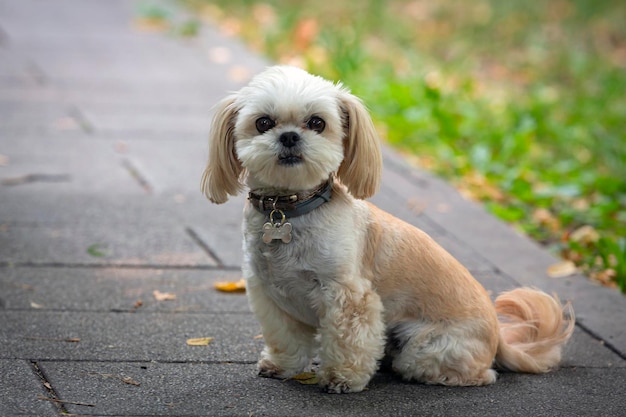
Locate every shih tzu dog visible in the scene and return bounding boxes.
[201,66,574,393]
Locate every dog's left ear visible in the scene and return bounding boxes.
[337,91,383,199]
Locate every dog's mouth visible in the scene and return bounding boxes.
[278,154,303,166]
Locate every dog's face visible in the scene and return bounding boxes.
[233,66,345,191]
[202,66,382,203]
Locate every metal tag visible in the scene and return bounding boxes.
[262,209,292,244]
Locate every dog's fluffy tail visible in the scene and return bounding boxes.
[494,287,575,373]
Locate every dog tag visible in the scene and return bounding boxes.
[262,209,292,244]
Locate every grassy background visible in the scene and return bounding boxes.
[179,0,626,291]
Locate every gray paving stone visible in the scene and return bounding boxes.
[0,192,224,267]
[0,133,141,194]
[0,310,262,362]
[40,361,626,417]
[564,327,626,368]
[0,222,215,267]
[1,193,244,269]
[0,266,248,313]
[0,359,56,417]
[0,0,266,110]
[113,137,212,195]
[0,100,77,131]
[77,102,212,135]
[0,0,140,37]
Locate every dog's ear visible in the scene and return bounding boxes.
[201,96,244,204]
[336,91,382,199]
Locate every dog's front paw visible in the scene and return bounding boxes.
[319,369,368,394]
[257,358,285,379]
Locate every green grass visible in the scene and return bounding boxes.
[184,0,626,291]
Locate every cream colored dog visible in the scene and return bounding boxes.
[201,66,574,393]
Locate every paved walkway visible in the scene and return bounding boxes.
[1,1,625,416]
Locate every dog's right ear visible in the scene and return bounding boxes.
[201,96,244,204]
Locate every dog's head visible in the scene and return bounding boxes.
[201,66,382,203]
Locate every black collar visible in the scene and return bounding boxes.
[248,180,333,218]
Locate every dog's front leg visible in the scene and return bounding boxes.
[247,276,316,379]
[317,280,386,393]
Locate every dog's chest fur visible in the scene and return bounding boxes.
[242,200,361,328]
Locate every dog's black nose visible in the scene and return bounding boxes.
[279,131,300,148]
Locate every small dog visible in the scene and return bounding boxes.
[201,66,574,393]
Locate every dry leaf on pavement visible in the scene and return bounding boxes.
[153,290,177,301]
[186,337,214,346]
[547,260,577,278]
[214,278,246,293]
[289,372,319,385]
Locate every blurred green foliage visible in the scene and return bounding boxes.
[185,0,626,291]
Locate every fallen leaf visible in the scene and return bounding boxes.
[186,337,214,346]
[532,208,561,232]
[289,372,319,385]
[214,278,246,293]
[153,290,177,301]
[87,243,109,257]
[569,225,600,244]
[23,336,80,343]
[547,260,577,278]
[89,372,140,386]
[121,376,141,386]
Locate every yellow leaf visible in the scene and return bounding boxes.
[289,372,319,385]
[153,290,177,301]
[547,260,577,278]
[214,278,246,293]
[186,337,214,346]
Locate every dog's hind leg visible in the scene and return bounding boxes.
[389,319,498,386]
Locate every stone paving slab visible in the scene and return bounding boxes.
[77,103,212,136]
[0,267,248,313]
[0,310,261,362]
[0,222,216,268]
[0,193,244,268]
[0,100,78,131]
[0,133,142,194]
[0,0,139,36]
[113,138,212,194]
[0,359,56,417]
[38,361,626,417]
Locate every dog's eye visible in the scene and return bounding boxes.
[307,116,325,133]
[255,117,275,134]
